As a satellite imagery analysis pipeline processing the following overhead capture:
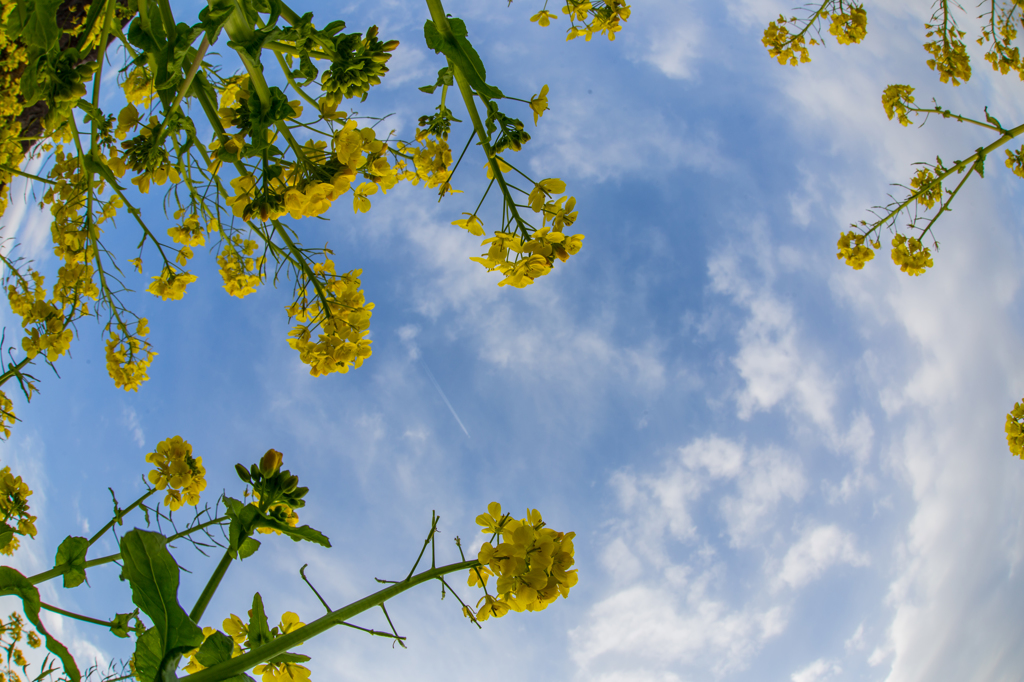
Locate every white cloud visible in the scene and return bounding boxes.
[122,406,145,448]
[721,447,806,548]
[571,584,786,676]
[777,524,869,589]
[791,658,842,682]
[623,0,704,80]
[708,245,837,433]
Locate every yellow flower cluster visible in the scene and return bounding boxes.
[0,391,14,439]
[467,503,577,620]
[890,234,934,276]
[836,231,877,270]
[0,466,37,556]
[924,23,972,85]
[121,66,157,108]
[1006,400,1024,459]
[762,16,811,66]
[146,435,207,512]
[220,119,407,221]
[218,235,264,299]
[468,178,584,288]
[6,269,75,362]
[146,266,197,301]
[1005,145,1024,178]
[561,1,632,42]
[910,168,942,209]
[0,0,27,219]
[828,6,867,45]
[105,318,156,391]
[882,84,916,126]
[168,214,211,248]
[184,613,308,682]
[286,261,373,376]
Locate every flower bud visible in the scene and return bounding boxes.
[259,449,284,477]
[235,463,252,483]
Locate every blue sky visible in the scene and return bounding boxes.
[2,1,1024,681]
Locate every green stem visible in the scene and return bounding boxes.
[87,489,157,548]
[189,550,233,622]
[39,602,112,628]
[17,515,229,589]
[164,37,211,123]
[869,121,1024,235]
[182,560,480,682]
[424,0,529,238]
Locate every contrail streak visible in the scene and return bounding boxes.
[421,361,470,438]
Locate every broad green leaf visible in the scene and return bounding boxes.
[54,536,88,588]
[132,627,162,682]
[120,530,203,667]
[0,568,80,682]
[422,20,502,100]
[195,631,234,667]
[6,0,63,50]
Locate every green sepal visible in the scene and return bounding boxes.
[195,631,235,667]
[0,567,80,682]
[54,535,89,588]
[247,593,272,649]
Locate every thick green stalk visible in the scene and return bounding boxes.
[183,560,479,682]
[190,550,234,622]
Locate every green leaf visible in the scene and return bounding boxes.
[448,18,469,38]
[54,536,88,588]
[120,530,203,672]
[247,593,271,649]
[421,19,502,100]
[238,537,261,560]
[132,628,162,682]
[276,523,331,547]
[0,568,80,682]
[423,20,443,53]
[197,0,235,45]
[6,0,63,50]
[195,631,234,667]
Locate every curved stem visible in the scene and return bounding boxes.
[182,560,480,682]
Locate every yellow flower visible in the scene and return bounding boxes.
[452,213,485,236]
[528,178,566,212]
[529,85,550,125]
[352,182,378,213]
[530,10,557,27]
[1006,400,1024,459]
[145,436,207,511]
